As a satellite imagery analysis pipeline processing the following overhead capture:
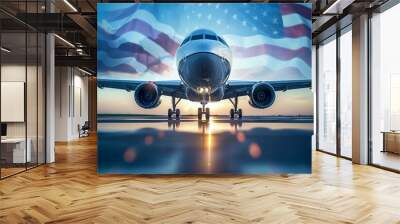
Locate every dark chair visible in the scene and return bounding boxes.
[78,121,90,138]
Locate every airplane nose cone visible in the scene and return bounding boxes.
[179,52,230,92]
[195,54,214,79]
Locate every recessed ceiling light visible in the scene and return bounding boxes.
[78,67,93,76]
[63,0,78,12]
[323,0,354,15]
[1,47,11,53]
[54,34,75,48]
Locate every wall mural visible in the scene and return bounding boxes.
[97,3,313,174]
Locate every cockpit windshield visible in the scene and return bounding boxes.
[191,34,203,40]
[205,34,217,40]
[180,33,229,47]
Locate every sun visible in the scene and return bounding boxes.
[178,99,233,115]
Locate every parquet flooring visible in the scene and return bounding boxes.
[1,135,400,223]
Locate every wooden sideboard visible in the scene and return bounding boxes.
[382,131,400,154]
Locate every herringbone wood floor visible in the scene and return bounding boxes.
[1,135,400,224]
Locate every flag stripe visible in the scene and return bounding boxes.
[101,18,179,54]
[98,61,138,74]
[232,66,310,80]
[100,4,139,22]
[98,29,174,59]
[280,4,311,20]
[232,54,310,76]
[283,24,311,38]
[98,23,179,55]
[282,14,311,29]
[224,34,310,50]
[98,51,147,71]
[98,51,172,75]
[232,45,310,66]
[98,40,172,74]
[103,9,182,42]
[99,40,310,73]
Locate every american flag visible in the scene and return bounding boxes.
[97,3,311,81]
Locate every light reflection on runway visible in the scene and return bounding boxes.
[207,124,212,172]
[97,116,313,174]
[99,119,313,133]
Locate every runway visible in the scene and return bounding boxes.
[97,114,313,123]
[97,115,313,174]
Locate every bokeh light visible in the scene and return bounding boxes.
[124,148,136,163]
[236,132,246,142]
[144,135,154,145]
[249,143,262,159]
[158,131,165,138]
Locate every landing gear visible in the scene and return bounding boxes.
[197,102,210,121]
[198,108,202,120]
[168,109,173,118]
[229,96,242,120]
[168,96,181,120]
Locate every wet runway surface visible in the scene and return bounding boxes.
[97,115,313,174]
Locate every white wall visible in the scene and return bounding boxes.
[55,66,69,141]
[1,63,46,164]
[72,73,89,138]
[54,67,89,141]
[1,65,41,138]
[1,64,26,139]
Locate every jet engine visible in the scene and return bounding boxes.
[248,82,276,109]
[134,82,161,109]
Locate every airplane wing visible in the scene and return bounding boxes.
[97,79,187,99]
[223,79,311,99]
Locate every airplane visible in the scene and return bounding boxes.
[97,29,311,120]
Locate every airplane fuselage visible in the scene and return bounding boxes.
[176,29,232,102]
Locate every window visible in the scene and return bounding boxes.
[317,36,337,154]
[205,34,217,40]
[191,35,203,40]
[370,3,400,171]
[339,28,352,158]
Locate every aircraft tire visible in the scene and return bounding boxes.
[168,108,173,119]
[238,109,242,119]
[206,108,210,120]
[198,108,202,120]
[230,109,235,119]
